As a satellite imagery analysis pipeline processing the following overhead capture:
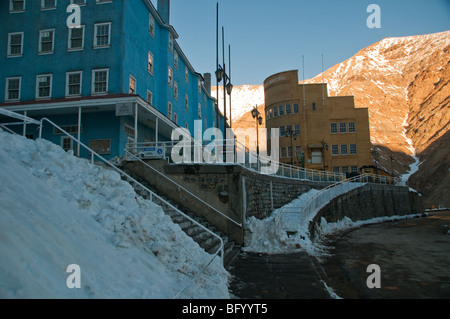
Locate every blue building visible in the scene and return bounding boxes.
[0,0,224,159]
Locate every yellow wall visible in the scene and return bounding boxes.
[264,70,372,175]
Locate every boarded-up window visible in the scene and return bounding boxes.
[89,139,111,155]
[311,150,322,164]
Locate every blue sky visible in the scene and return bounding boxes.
[155,0,450,85]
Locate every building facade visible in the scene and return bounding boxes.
[264,70,372,176]
[0,0,223,159]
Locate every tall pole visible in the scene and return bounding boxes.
[222,27,226,131]
[229,44,232,129]
[216,2,219,128]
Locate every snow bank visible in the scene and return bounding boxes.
[0,131,229,299]
[243,183,421,258]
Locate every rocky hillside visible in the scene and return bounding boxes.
[229,31,450,208]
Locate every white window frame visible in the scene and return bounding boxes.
[9,0,25,12]
[94,22,111,49]
[41,0,57,10]
[36,74,53,100]
[339,122,347,134]
[293,103,299,114]
[168,102,173,120]
[68,25,85,51]
[168,66,173,87]
[340,144,348,156]
[184,94,189,110]
[129,75,136,95]
[350,144,357,155]
[5,77,22,102]
[39,29,55,54]
[147,51,154,75]
[173,112,178,124]
[147,90,153,105]
[149,13,155,38]
[96,0,113,4]
[7,32,24,57]
[349,122,356,133]
[61,136,74,152]
[91,69,109,95]
[65,71,83,97]
[169,33,174,53]
[198,102,202,118]
[331,144,339,156]
[174,50,179,69]
[330,122,338,134]
[174,81,178,100]
[185,66,189,83]
[70,0,86,5]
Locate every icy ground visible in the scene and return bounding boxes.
[0,131,229,299]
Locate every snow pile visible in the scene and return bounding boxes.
[243,183,421,258]
[0,131,229,299]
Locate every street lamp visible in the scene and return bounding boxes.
[286,126,297,166]
[321,139,329,172]
[251,105,263,170]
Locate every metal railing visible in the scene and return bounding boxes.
[125,139,346,183]
[274,173,404,235]
[1,111,224,299]
[125,149,242,228]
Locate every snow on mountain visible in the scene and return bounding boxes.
[229,31,449,207]
[0,131,229,299]
[211,85,264,121]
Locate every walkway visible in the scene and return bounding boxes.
[227,211,450,299]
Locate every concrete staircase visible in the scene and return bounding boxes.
[122,169,240,267]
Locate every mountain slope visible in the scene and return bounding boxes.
[230,31,450,208]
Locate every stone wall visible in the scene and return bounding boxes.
[310,184,424,237]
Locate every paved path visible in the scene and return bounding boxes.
[320,211,450,299]
[227,211,450,299]
[227,252,330,299]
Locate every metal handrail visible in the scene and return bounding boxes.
[34,117,225,299]
[125,149,243,228]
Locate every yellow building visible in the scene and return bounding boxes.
[264,70,372,176]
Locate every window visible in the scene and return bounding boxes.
[268,109,272,119]
[5,77,21,101]
[286,104,291,115]
[66,71,82,97]
[149,13,155,37]
[198,102,202,118]
[287,147,293,158]
[280,147,286,159]
[279,105,284,116]
[68,26,84,50]
[89,139,111,155]
[294,124,301,135]
[169,33,174,53]
[168,66,173,87]
[168,102,173,120]
[330,122,338,134]
[273,107,277,117]
[331,144,339,156]
[10,0,25,12]
[182,94,188,110]
[341,166,349,175]
[350,144,357,155]
[311,151,322,164]
[174,81,178,100]
[94,23,111,48]
[351,166,358,174]
[7,32,23,57]
[349,122,356,133]
[293,103,299,114]
[147,90,153,105]
[339,122,347,133]
[41,0,56,9]
[70,0,86,4]
[92,69,109,95]
[36,74,52,99]
[61,136,73,152]
[341,144,348,155]
[333,166,340,174]
[39,29,55,54]
[279,126,285,137]
[54,125,81,135]
[129,75,136,94]
[174,51,179,69]
[124,124,135,138]
[312,103,316,111]
[96,0,113,3]
[185,67,189,83]
[295,146,302,157]
[174,112,178,124]
[147,51,154,74]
